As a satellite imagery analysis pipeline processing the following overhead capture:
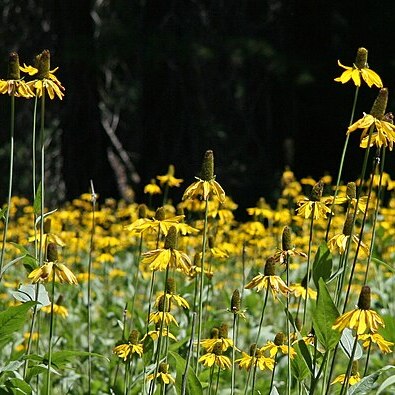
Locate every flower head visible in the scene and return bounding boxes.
[20,49,65,100]
[182,150,225,203]
[348,88,395,150]
[296,181,332,220]
[157,165,183,187]
[261,332,296,359]
[334,48,383,88]
[198,342,232,370]
[0,52,34,98]
[113,330,143,361]
[332,286,385,335]
[245,257,291,298]
[235,344,275,371]
[147,363,175,385]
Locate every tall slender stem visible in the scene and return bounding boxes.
[0,93,15,280]
[46,272,56,395]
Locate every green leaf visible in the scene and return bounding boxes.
[0,302,37,346]
[143,336,154,366]
[312,242,333,288]
[347,371,382,394]
[169,351,202,395]
[43,350,108,366]
[11,284,50,309]
[33,182,42,216]
[291,342,310,381]
[297,339,313,373]
[9,243,38,272]
[0,206,7,221]
[0,255,27,277]
[312,278,340,351]
[377,371,395,394]
[339,329,362,361]
[372,257,395,273]
[5,378,32,395]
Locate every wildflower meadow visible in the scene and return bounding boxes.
[1,47,395,395]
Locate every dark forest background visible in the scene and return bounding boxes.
[1,0,395,211]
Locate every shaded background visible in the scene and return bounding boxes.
[1,0,395,211]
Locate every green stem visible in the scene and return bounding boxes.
[46,272,56,395]
[0,94,15,280]
[268,352,278,394]
[87,180,96,394]
[231,312,237,395]
[196,197,209,370]
[339,335,359,395]
[302,212,314,326]
[325,86,359,241]
[32,95,38,260]
[363,339,372,377]
[181,312,196,395]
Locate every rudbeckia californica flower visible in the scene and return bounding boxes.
[149,294,179,327]
[274,226,307,264]
[147,363,175,385]
[261,332,296,359]
[200,324,238,353]
[113,330,143,361]
[331,361,361,386]
[141,226,191,274]
[334,47,383,88]
[182,150,225,203]
[144,179,162,195]
[359,333,394,354]
[154,278,190,309]
[348,88,395,150]
[20,49,65,100]
[28,243,78,285]
[157,164,183,187]
[296,180,332,220]
[235,344,275,371]
[332,286,385,335]
[0,52,34,98]
[198,342,232,370]
[245,257,291,298]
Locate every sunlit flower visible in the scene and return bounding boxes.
[261,333,296,359]
[149,294,179,326]
[143,326,177,342]
[359,333,393,354]
[296,181,332,220]
[20,49,65,100]
[331,361,361,386]
[199,343,232,370]
[154,278,190,309]
[28,244,78,284]
[235,344,275,371]
[334,48,382,88]
[113,330,143,361]
[41,303,68,319]
[289,282,317,300]
[157,164,183,187]
[144,179,162,195]
[332,286,385,335]
[200,324,238,353]
[147,363,175,385]
[0,52,34,98]
[274,226,307,264]
[245,257,291,298]
[182,150,225,203]
[141,227,191,275]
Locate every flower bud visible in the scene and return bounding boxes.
[37,49,50,79]
[219,323,228,339]
[165,277,176,294]
[129,329,140,344]
[342,212,354,236]
[310,180,324,201]
[346,182,356,200]
[138,204,147,219]
[274,332,286,346]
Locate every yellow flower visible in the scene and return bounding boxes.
[331,372,360,386]
[182,150,225,203]
[348,112,395,150]
[359,333,393,354]
[245,257,290,298]
[144,179,162,195]
[332,286,385,335]
[155,292,189,309]
[142,248,191,274]
[157,165,183,187]
[235,346,275,371]
[289,283,317,300]
[41,304,68,319]
[20,50,65,100]
[143,327,177,342]
[113,330,143,361]
[200,324,238,353]
[261,338,296,359]
[327,232,369,256]
[29,262,78,285]
[334,48,382,88]
[0,52,34,98]
[147,363,175,385]
[198,342,232,370]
